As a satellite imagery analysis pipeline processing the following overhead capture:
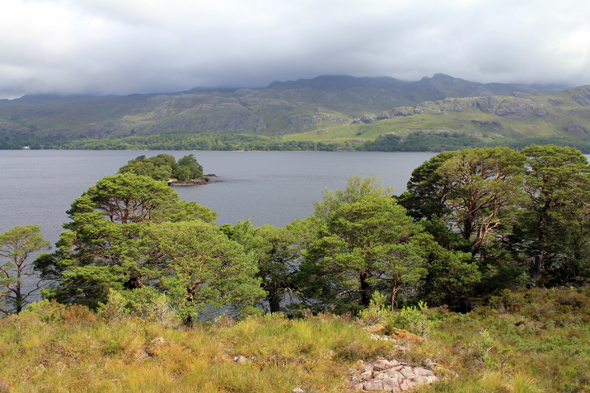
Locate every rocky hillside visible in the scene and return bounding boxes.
[0,74,588,145]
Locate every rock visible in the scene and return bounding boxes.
[169,178,209,186]
[442,97,476,112]
[285,113,322,130]
[414,101,436,114]
[571,86,590,106]
[360,114,376,124]
[382,369,404,379]
[373,359,395,371]
[399,367,415,379]
[476,96,500,113]
[234,355,248,364]
[360,371,373,381]
[392,106,414,116]
[352,358,439,391]
[382,378,401,392]
[495,98,547,117]
[377,111,391,120]
[292,388,304,393]
[363,381,384,391]
[374,373,391,380]
[363,324,386,336]
[414,367,434,377]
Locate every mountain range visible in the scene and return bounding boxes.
[0,74,589,148]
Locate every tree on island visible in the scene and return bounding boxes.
[118,154,204,182]
[1,225,50,314]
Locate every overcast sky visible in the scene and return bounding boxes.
[2,0,590,98]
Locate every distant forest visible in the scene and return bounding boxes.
[4,130,590,153]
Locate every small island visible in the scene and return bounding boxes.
[118,153,215,185]
[169,174,220,186]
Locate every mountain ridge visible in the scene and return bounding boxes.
[0,74,587,149]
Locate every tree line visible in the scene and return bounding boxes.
[5,129,590,153]
[1,145,589,319]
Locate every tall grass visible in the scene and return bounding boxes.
[1,287,588,392]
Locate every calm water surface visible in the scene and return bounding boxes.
[1,150,436,245]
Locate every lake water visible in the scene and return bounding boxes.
[0,150,435,304]
[0,150,436,245]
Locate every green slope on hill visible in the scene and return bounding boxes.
[0,74,589,150]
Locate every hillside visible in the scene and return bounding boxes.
[0,74,589,149]
[1,287,589,392]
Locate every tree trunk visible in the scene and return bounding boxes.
[532,244,543,283]
[359,271,370,306]
[267,290,282,313]
[531,218,545,283]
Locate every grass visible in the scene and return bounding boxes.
[1,287,589,392]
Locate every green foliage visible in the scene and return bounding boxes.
[302,176,428,311]
[397,151,458,221]
[358,291,389,325]
[35,173,216,308]
[468,329,496,365]
[0,225,50,314]
[135,220,265,321]
[224,218,317,313]
[385,301,439,338]
[437,147,526,256]
[511,144,590,284]
[397,145,590,301]
[313,174,393,221]
[118,153,204,181]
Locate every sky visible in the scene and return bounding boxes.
[1,0,590,99]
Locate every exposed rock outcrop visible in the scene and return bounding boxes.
[495,98,547,117]
[350,359,438,392]
[475,96,500,113]
[168,174,220,186]
[351,114,377,124]
[392,107,414,116]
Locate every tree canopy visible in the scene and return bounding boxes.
[20,145,590,317]
[118,154,204,181]
[35,173,216,308]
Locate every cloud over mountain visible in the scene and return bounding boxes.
[1,0,589,98]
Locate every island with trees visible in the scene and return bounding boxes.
[1,145,589,392]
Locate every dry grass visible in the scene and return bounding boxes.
[1,288,589,392]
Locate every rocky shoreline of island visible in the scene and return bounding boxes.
[168,174,220,186]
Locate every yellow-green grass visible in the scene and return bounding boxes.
[282,101,590,144]
[1,288,589,393]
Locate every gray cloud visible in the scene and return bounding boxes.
[1,0,589,98]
